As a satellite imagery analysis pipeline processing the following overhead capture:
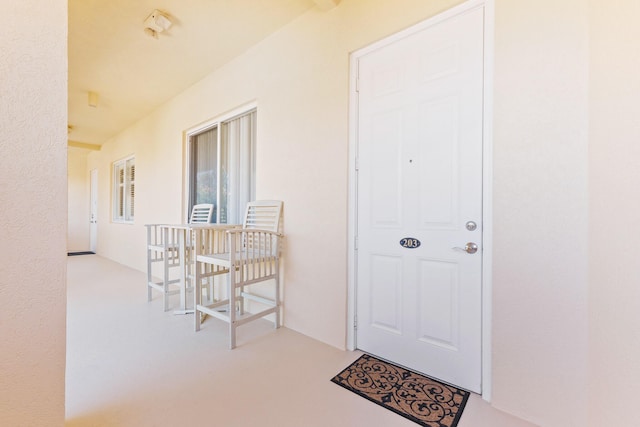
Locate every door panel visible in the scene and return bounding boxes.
[417,258,459,350]
[370,254,403,334]
[356,7,484,393]
[418,97,459,228]
[370,113,404,227]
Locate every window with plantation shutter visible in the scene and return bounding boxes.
[113,155,135,223]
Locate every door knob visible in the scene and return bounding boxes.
[452,242,478,254]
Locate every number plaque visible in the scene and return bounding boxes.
[399,238,421,249]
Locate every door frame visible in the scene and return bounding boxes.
[346,0,494,401]
[89,168,98,253]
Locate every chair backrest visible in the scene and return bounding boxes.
[239,200,283,256]
[242,200,283,232]
[189,204,214,224]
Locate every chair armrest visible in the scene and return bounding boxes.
[225,228,283,237]
[145,223,180,230]
[189,224,241,230]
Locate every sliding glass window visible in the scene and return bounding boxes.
[188,109,256,224]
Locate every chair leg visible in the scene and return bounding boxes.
[163,250,170,312]
[275,258,282,329]
[236,266,244,315]
[230,321,236,349]
[147,249,153,302]
[204,264,214,304]
[274,288,280,329]
[273,259,280,329]
[195,261,202,332]
[229,271,237,349]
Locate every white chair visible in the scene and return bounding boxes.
[193,200,283,348]
[146,203,214,311]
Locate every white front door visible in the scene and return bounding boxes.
[355,6,484,393]
[89,169,98,252]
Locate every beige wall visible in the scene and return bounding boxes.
[588,1,640,426]
[0,1,67,425]
[492,1,589,425]
[83,0,640,425]
[68,148,90,251]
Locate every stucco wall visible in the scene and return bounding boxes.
[0,1,67,425]
[68,148,90,251]
[492,1,589,426]
[588,1,640,426]
[86,0,593,425]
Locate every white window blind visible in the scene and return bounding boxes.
[221,110,256,223]
[188,109,256,224]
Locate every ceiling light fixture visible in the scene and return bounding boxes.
[144,10,172,39]
[88,91,99,108]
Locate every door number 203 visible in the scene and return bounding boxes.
[399,238,421,249]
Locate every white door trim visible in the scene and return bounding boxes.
[89,168,98,253]
[346,0,494,401]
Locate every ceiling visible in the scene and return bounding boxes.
[68,0,321,146]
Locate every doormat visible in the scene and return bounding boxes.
[331,354,469,427]
[67,251,95,256]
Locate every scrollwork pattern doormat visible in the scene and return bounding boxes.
[331,354,469,427]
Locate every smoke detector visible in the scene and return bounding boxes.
[144,10,172,38]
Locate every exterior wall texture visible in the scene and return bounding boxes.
[0,1,68,425]
[588,1,640,426]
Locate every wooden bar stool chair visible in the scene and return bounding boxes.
[193,200,283,348]
[146,203,213,311]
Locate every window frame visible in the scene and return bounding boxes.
[184,103,257,224]
[112,154,135,224]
